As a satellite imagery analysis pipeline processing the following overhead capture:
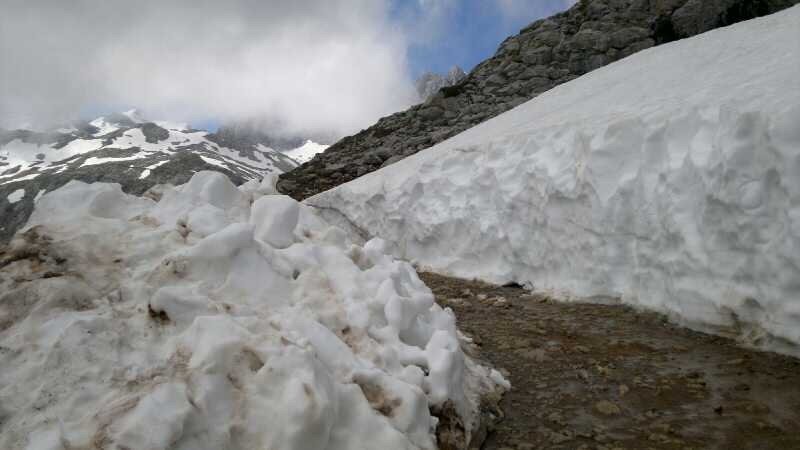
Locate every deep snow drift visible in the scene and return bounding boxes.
[309,8,800,354]
[0,171,504,449]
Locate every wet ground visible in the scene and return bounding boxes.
[420,272,800,450]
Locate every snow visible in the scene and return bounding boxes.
[284,140,330,164]
[138,160,170,179]
[0,137,105,183]
[309,8,800,354]
[123,108,146,123]
[0,171,502,449]
[0,172,39,185]
[89,117,120,136]
[6,188,24,204]
[81,154,147,167]
[199,154,229,169]
[56,137,105,158]
[155,120,189,131]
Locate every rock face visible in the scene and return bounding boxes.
[278,0,799,200]
[415,66,468,102]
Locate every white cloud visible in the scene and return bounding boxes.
[0,0,417,137]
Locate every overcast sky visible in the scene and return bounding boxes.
[0,0,575,137]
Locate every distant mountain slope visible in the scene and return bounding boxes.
[0,113,298,242]
[278,0,799,200]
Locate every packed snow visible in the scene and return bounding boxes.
[0,171,503,449]
[284,140,330,164]
[6,188,24,204]
[309,7,800,354]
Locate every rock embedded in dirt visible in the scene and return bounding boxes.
[594,400,622,415]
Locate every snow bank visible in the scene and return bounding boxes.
[309,8,800,354]
[0,171,502,449]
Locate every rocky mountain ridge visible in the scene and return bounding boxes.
[278,0,800,200]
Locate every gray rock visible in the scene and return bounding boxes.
[141,122,169,144]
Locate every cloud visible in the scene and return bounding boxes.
[0,0,417,136]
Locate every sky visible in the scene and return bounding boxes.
[394,0,576,77]
[0,0,576,137]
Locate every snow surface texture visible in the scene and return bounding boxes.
[309,8,800,355]
[0,171,503,449]
[284,140,330,164]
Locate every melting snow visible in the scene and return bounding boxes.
[0,171,502,449]
[309,7,800,355]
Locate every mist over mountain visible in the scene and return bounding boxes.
[415,66,468,102]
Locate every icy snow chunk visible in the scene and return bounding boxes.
[179,170,241,210]
[26,180,152,235]
[0,170,502,449]
[251,195,300,248]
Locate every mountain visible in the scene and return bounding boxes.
[0,111,299,243]
[308,6,800,355]
[415,66,467,102]
[278,0,800,200]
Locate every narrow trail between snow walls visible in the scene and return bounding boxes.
[421,272,800,450]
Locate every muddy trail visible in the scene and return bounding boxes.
[419,273,800,450]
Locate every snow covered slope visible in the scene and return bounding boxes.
[0,113,298,186]
[284,140,330,164]
[0,113,299,243]
[309,8,800,354]
[0,171,504,449]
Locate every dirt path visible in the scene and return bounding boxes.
[419,272,800,450]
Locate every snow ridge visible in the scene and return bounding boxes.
[309,7,800,355]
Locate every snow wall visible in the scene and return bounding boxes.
[309,7,800,354]
[0,171,505,449]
